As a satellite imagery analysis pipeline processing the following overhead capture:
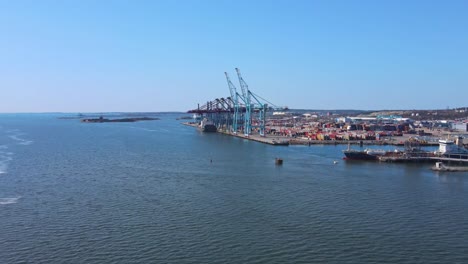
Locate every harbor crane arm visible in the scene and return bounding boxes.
[250,91,287,111]
[225,72,239,106]
[235,68,250,104]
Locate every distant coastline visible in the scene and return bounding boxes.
[80,117,159,123]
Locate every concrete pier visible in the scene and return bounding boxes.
[182,122,441,147]
[183,122,289,145]
[218,130,290,145]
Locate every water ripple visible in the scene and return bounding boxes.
[0,197,20,205]
[0,115,467,264]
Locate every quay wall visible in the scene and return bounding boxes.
[182,122,440,146]
[289,138,439,146]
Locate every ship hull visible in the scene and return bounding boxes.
[199,118,217,132]
[202,124,217,132]
[343,151,379,160]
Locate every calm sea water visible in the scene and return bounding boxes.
[0,113,467,263]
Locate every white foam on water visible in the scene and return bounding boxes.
[128,126,167,133]
[8,133,33,146]
[141,128,158,132]
[0,197,20,205]
[8,135,22,141]
[0,154,13,174]
[19,140,33,145]
[141,127,170,132]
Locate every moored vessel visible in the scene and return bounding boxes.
[343,149,380,160]
[199,118,217,132]
[436,137,468,159]
[342,144,389,160]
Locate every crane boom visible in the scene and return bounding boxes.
[225,72,241,133]
[235,68,252,135]
[224,72,238,105]
[235,68,249,100]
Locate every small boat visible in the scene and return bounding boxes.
[275,158,283,165]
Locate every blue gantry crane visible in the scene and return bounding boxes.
[188,68,286,136]
[235,68,252,136]
[235,68,270,136]
[224,72,241,134]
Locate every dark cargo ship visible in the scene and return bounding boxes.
[199,118,217,132]
[343,145,388,160]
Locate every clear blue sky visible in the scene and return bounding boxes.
[1,0,467,112]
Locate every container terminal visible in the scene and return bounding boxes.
[186,69,467,144]
[185,69,468,168]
